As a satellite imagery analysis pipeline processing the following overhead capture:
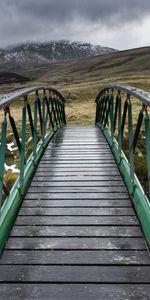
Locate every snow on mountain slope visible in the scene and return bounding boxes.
[0,41,118,71]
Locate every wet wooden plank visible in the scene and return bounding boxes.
[6,237,146,250]
[42,151,113,154]
[18,207,134,216]
[25,193,129,200]
[10,225,142,237]
[37,164,117,168]
[44,151,112,154]
[30,180,125,186]
[1,250,149,265]
[27,186,127,193]
[47,145,110,149]
[0,283,149,300]
[15,216,139,226]
[43,153,112,156]
[39,158,115,161]
[0,265,150,283]
[22,199,131,207]
[32,176,123,181]
[33,175,123,181]
[34,171,121,176]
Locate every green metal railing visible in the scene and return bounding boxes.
[95,84,150,247]
[0,86,66,252]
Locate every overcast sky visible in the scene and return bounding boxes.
[0,0,150,50]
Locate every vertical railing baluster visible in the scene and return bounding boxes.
[96,99,101,125]
[37,95,43,135]
[42,91,46,143]
[104,94,112,127]
[101,92,108,127]
[95,101,98,125]
[45,96,54,132]
[8,108,21,155]
[98,96,104,125]
[53,95,59,126]
[144,107,150,197]
[56,97,61,126]
[20,98,27,191]
[60,101,63,125]
[57,98,61,126]
[0,112,7,208]
[50,92,57,129]
[127,96,134,193]
[60,101,64,125]
[114,94,119,133]
[110,90,114,143]
[117,91,122,160]
[62,101,66,125]
[95,99,99,125]
[133,106,144,152]
[27,102,34,138]
[121,99,128,139]
[33,92,38,161]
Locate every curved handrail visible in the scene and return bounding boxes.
[95,84,150,247]
[0,86,66,253]
[96,84,150,106]
[0,86,65,108]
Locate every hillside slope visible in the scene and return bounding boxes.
[35,47,150,85]
[0,72,30,85]
[1,47,150,91]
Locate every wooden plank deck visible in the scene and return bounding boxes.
[0,126,150,299]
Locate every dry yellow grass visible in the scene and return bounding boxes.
[65,100,95,125]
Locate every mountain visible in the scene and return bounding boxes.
[0,41,117,72]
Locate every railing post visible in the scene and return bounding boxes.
[42,90,46,144]
[20,97,27,192]
[101,91,108,128]
[117,91,122,160]
[57,98,63,127]
[96,99,100,125]
[62,101,66,125]
[133,106,144,152]
[95,100,98,125]
[53,95,58,126]
[127,95,134,194]
[27,102,34,138]
[49,92,57,129]
[144,106,150,197]
[61,101,65,125]
[0,112,7,208]
[99,94,105,126]
[110,89,114,145]
[33,92,38,161]
[37,95,43,136]
[56,97,61,126]
[45,93,54,132]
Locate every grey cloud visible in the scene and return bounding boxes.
[0,0,150,47]
[3,0,150,23]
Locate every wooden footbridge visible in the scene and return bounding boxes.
[0,85,150,299]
